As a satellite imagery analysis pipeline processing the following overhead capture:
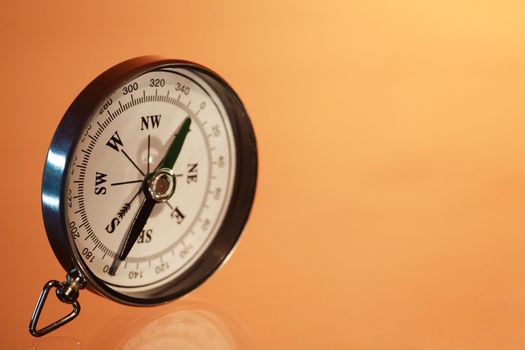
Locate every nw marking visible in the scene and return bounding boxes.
[141,115,161,130]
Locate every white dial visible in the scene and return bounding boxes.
[65,68,236,293]
[33,57,255,337]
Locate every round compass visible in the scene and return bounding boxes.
[29,56,257,336]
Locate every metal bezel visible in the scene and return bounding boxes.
[41,56,257,305]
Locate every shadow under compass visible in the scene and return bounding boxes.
[88,299,255,350]
[28,299,255,350]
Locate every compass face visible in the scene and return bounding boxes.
[59,64,241,298]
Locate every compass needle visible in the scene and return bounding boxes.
[32,57,257,337]
[110,117,192,275]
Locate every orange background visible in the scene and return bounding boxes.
[2,1,525,349]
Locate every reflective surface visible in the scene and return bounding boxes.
[3,0,525,349]
[29,299,253,350]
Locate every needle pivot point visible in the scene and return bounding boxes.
[147,168,176,203]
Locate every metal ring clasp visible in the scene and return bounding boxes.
[29,270,86,337]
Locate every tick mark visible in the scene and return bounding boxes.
[111,179,143,186]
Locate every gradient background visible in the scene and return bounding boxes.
[2,1,525,349]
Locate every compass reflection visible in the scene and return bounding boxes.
[90,300,254,350]
[30,336,80,350]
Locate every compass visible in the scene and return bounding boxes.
[29,56,257,337]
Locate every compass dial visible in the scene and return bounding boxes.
[32,57,256,337]
[64,68,236,293]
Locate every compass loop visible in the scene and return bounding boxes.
[29,271,85,337]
